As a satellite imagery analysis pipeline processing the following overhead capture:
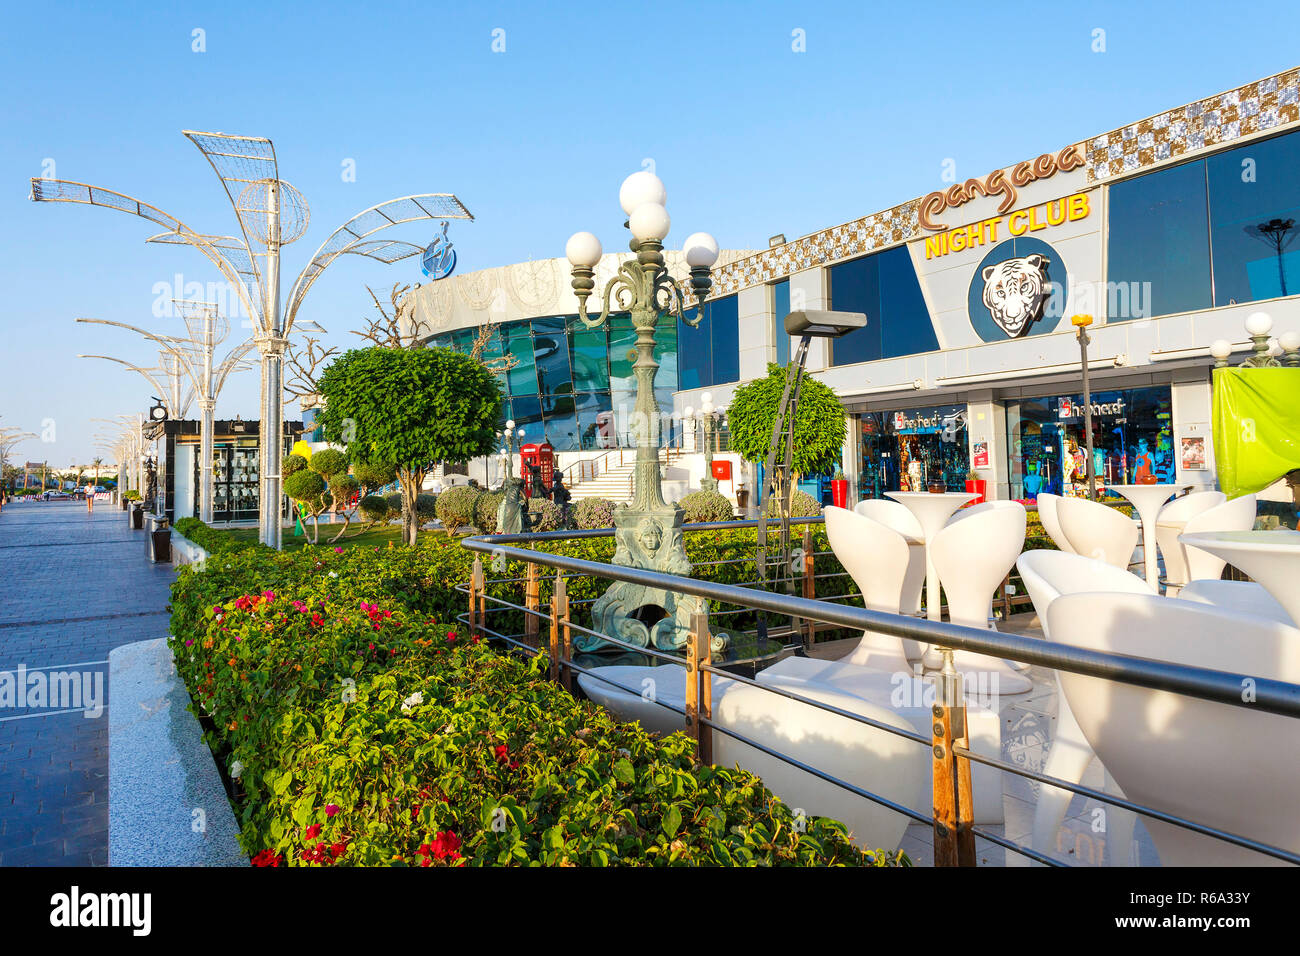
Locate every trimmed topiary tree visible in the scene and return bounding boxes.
[727,363,844,517]
[573,497,616,530]
[436,485,482,535]
[764,488,822,518]
[679,490,735,523]
[359,494,390,526]
[315,346,503,546]
[284,468,330,544]
[352,460,397,495]
[527,495,563,532]
[475,490,505,534]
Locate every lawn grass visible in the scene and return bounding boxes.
[222,523,445,551]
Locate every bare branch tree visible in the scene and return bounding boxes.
[284,335,340,402]
[351,282,518,374]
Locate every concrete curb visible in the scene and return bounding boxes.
[108,638,246,866]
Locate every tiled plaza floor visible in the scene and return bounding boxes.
[0,500,175,866]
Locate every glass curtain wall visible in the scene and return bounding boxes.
[1107,127,1300,319]
[429,311,683,452]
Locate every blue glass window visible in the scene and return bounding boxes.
[828,246,936,366]
[676,294,738,388]
[772,279,791,367]
[1106,158,1212,319]
[677,306,711,391]
[1208,129,1300,305]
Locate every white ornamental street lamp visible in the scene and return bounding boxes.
[564,170,723,653]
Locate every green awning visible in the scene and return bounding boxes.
[1212,367,1300,499]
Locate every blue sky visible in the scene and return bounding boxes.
[2,0,1297,466]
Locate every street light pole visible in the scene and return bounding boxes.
[1072,313,1097,499]
[564,171,721,652]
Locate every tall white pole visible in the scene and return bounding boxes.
[259,179,285,549]
[199,308,215,523]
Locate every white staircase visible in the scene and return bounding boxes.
[567,448,677,502]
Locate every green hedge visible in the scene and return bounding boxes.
[174,517,265,555]
[168,541,894,867]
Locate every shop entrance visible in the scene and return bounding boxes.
[859,404,970,499]
[1005,385,1174,500]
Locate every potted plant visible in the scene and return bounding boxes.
[964,469,987,504]
[830,467,849,509]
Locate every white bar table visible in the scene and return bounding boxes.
[1109,484,1188,589]
[1179,529,1300,628]
[885,491,978,625]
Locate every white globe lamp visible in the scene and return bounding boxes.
[629,202,670,243]
[619,171,667,216]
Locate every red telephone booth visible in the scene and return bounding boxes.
[519,442,555,498]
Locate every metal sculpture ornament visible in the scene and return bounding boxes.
[421,221,457,280]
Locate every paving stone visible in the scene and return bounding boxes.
[0,500,175,866]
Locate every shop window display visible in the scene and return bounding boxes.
[858,404,970,499]
[1005,386,1174,501]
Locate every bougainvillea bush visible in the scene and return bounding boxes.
[168,543,896,867]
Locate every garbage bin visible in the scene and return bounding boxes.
[130,504,144,529]
[147,515,171,563]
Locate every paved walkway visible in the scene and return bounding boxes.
[0,500,175,865]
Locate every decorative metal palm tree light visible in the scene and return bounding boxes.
[76,301,253,522]
[564,171,721,652]
[31,131,472,548]
[77,349,196,421]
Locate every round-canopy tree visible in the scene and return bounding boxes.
[315,346,503,545]
[726,363,845,513]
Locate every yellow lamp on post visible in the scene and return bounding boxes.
[1070,314,1097,498]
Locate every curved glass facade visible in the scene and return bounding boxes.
[428,313,681,452]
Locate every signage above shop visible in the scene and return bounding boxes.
[1057,397,1127,419]
[918,145,1086,231]
[923,192,1091,261]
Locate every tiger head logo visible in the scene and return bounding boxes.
[982,254,1051,338]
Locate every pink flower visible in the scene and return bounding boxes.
[262,590,275,602]
[334,547,344,554]
[324,803,340,818]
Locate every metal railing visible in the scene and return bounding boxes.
[457,518,1300,867]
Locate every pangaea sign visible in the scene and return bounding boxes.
[918,144,1086,231]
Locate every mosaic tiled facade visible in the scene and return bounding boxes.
[705,67,1300,301]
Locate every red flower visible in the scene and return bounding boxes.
[305,823,322,840]
[324,804,340,818]
[310,613,324,628]
[251,849,282,867]
[330,842,347,859]
[430,830,462,860]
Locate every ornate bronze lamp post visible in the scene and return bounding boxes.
[564,171,721,652]
[684,392,723,492]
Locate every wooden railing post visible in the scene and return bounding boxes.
[549,574,566,684]
[558,580,572,693]
[524,561,540,647]
[686,610,714,766]
[469,558,484,640]
[931,658,976,866]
